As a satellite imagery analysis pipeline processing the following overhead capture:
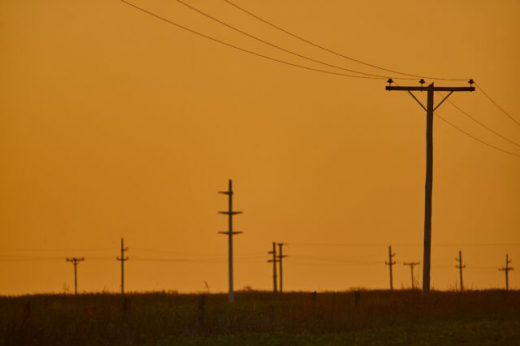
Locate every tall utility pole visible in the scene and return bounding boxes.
[117,238,129,295]
[218,179,243,303]
[386,79,475,293]
[455,250,465,292]
[385,246,396,290]
[403,261,420,290]
[66,257,85,295]
[268,242,278,293]
[277,243,287,293]
[499,254,514,291]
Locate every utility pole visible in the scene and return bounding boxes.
[218,179,243,303]
[499,254,514,291]
[66,257,85,295]
[117,238,129,295]
[268,242,278,293]
[386,79,475,293]
[455,250,465,292]
[385,246,396,290]
[278,243,287,293]
[403,261,420,290]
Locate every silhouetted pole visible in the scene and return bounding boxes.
[499,254,514,290]
[278,243,287,293]
[218,179,243,303]
[455,250,465,292]
[403,262,420,290]
[66,257,85,295]
[117,238,129,295]
[268,242,277,293]
[385,246,396,290]
[386,79,475,293]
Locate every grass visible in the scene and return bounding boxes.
[0,290,519,345]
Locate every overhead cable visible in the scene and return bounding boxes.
[120,0,382,80]
[440,93,520,149]
[435,112,520,159]
[177,0,404,80]
[476,82,520,128]
[223,0,467,82]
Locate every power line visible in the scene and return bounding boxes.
[292,256,382,264]
[131,248,229,257]
[119,0,382,80]
[289,242,520,247]
[0,257,63,262]
[289,242,419,247]
[287,260,381,267]
[0,255,113,262]
[435,111,520,159]
[0,247,117,252]
[177,0,401,80]
[440,93,520,149]
[223,0,467,82]
[476,82,520,128]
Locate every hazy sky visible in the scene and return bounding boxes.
[1,0,519,295]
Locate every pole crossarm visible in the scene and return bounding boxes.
[386,86,475,92]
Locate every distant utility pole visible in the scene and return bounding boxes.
[386,79,475,293]
[117,238,129,295]
[499,254,514,291]
[403,261,420,290]
[455,250,465,292]
[268,242,278,293]
[218,179,243,303]
[66,257,85,295]
[385,246,396,290]
[277,243,287,293]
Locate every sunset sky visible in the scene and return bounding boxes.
[1,0,519,295]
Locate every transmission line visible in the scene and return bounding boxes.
[223,0,467,82]
[476,82,520,128]
[289,242,520,247]
[439,93,520,149]
[177,0,403,80]
[120,0,382,80]
[435,112,520,159]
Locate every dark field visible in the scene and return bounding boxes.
[1,290,519,345]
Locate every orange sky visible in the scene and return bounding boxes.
[1,0,519,295]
